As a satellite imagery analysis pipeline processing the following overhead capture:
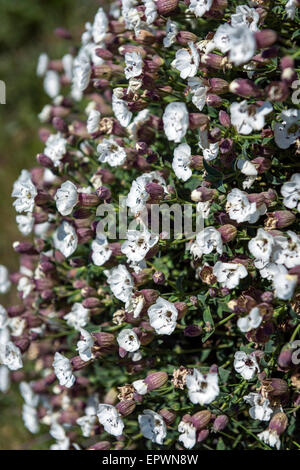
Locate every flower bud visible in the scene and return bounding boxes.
[184,325,202,337]
[54,27,72,40]
[156,0,179,16]
[266,81,289,102]
[217,224,237,242]
[192,410,212,430]
[206,94,222,107]
[82,297,100,309]
[52,116,68,133]
[278,349,292,369]
[189,113,209,130]
[219,110,231,128]
[197,428,209,442]
[209,78,228,94]
[265,211,296,229]
[96,186,112,200]
[269,412,288,436]
[78,192,99,207]
[213,415,229,432]
[159,409,176,425]
[93,332,115,348]
[229,79,261,98]
[144,371,168,391]
[176,31,198,45]
[89,441,111,450]
[71,356,90,370]
[255,30,277,48]
[116,399,136,416]
[190,155,204,170]
[152,271,165,285]
[14,336,30,353]
[145,182,164,201]
[264,378,289,397]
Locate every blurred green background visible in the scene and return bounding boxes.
[0,0,99,449]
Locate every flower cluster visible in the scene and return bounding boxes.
[1,0,300,450]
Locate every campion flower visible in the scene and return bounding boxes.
[112,94,132,127]
[190,226,223,260]
[273,273,297,300]
[22,404,40,434]
[0,341,23,371]
[133,379,148,395]
[86,109,101,134]
[0,366,10,393]
[163,19,178,48]
[178,420,197,449]
[0,305,8,329]
[124,51,143,79]
[162,102,189,143]
[92,7,108,43]
[274,231,300,268]
[188,77,207,112]
[143,0,157,24]
[97,404,124,437]
[237,307,262,333]
[11,170,37,213]
[281,174,300,212]
[138,410,167,445]
[44,132,67,167]
[20,382,39,408]
[248,228,275,263]
[50,422,70,450]
[230,101,273,135]
[63,302,90,331]
[147,297,178,335]
[186,369,219,405]
[16,213,34,236]
[76,329,94,362]
[97,137,127,167]
[0,265,11,294]
[231,5,260,31]
[226,188,266,224]
[198,130,219,161]
[258,428,281,450]
[91,232,112,266]
[125,292,145,319]
[171,42,199,79]
[243,393,273,421]
[76,413,97,438]
[286,0,298,20]
[53,352,75,388]
[117,328,141,352]
[104,264,133,303]
[126,171,167,215]
[72,55,91,93]
[213,262,248,289]
[172,143,193,182]
[188,0,213,17]
[43,70,60,99]
[274,109,300,149]
[121,228,159,263]
[234,351,259,380]
[53,221,78,258]
[55,180,78,216]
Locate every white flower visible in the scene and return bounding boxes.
[0,265,11,294]
[274,109,300,149]
[128,109,150,139]
[274,231,300,268]
[97,137,127,167]
[22,404,40,434]
[148,297,178,335]
[92,7,108,43]
[186,369,219,405]
[143,0,157,24]
[230,101,273,135]
[163,19,178,48]
[87,109,101,134]
[188,0,213,17]
[64,303,90,330]
[62,53,73,81]
[237,159,258,177]
[124,51,143,79]
[104,264,133,303]
[17,276,34,299]
[133,379,148,395]
[244,393,273,421]
[138,410,167,445]
[121,228,158,263]
[97,404,124,436]
[208,23,233,54]
[76,414,97,437]
[43,70,61,98]
[16,213,34,236]
[198,130,219,161]
[91,232,112,266]
[213,262,248,289]
[76,329,94,362]
[12,170,37,213]
[20,381,39,407]
[178,420,196,449]
[188,77,207,111]
[196,201,211,219]
[237,307,262,333]
[36,53,49,76]
[234,351,259,380]
[226,188,266,224]
[190,227,223,259]
[0,305,8,329]
[122,0,142,32]
[286,0,297,19]
[72,55,91,92]
[171,42,199,79]
[0,341,23,371]
[125,293,145,319]
[248,228,275,263]
[281,173,300,212]
[126,171,168,215]
[0,365,10,393]
[258,428,281,450]
[112,94,132,127]
[53,352,75,388]
[55,181,78,216]
[9,316,26,337]
[53,221,78,258]
[172,143,192,182]
[231,5,260,31]
[259,262,287,281]
[273,273,297,300]
[117,328,140,352]
[50,422,70,450]
[44,133,67,167]
[162,102,189,143]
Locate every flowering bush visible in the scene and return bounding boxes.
[1,0,300,450]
